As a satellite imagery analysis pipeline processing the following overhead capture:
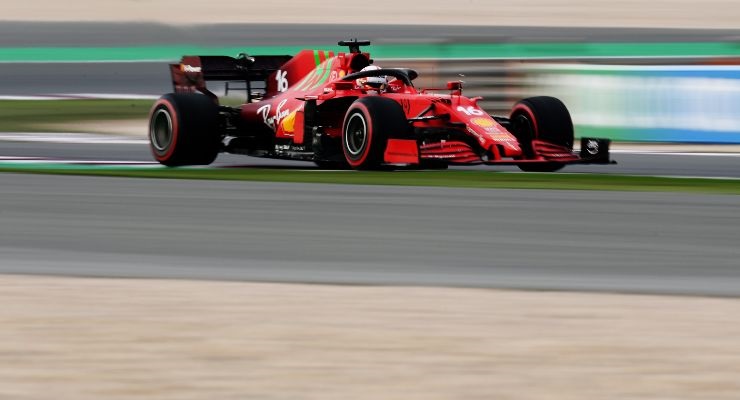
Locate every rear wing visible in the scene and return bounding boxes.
[170,54,292,102]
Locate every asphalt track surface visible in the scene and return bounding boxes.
[2,23,739,296]
[1,172,738,296]
[1,137,738,296]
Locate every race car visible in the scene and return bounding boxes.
[148,39,613,171]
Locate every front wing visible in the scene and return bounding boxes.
[384,138,615,166]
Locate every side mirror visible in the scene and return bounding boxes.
[332,81,355,90]
[235,53,255,70]
[446,81,463,91]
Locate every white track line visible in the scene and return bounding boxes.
[63,93,158,100]
[553,171,740,180]
[0,156,46,160]
[0,157,159,166]
[0,94,157,100]
[0,133,146,144]
[2,133,739,156]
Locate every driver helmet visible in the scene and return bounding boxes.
[356,65,387,90]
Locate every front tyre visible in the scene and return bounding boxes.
[342,97,408,170]
[149,93,220,166]
[509,96,574,172]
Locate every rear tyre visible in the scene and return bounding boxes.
[149,93,220,166]
[342,97,408,170]
[509,96,573,172]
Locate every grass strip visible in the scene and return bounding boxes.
[0,100,154,132]
[1,164,738,194]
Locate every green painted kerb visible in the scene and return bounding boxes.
[2,42,740,63]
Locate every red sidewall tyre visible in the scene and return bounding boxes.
[510,96,573,151]
[510,103,539,140]
[509,96,573,172]
[341,97,408,170]
[149,99,180,163]
[147,93,220,166]
[342,103,374,168]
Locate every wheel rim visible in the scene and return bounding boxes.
[150,108,173,152]
[345,113,368,157]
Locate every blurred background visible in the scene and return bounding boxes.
[2,0,740,144]
[3,3,740,399]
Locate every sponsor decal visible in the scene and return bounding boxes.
[488,133,517,142]
[586,139,600,155]
[281,110,298,133]
[467,127,487,144]
[275,144,306,152]
[471,117,495,128]
[257,99,291,130]
[181,64,201,73]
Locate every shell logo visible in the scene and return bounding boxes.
[471,117,495,128]
[281,110,297,133]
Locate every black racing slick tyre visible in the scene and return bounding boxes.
[149,93,221,166]
[342,97,408,170]
[509,96,574,172]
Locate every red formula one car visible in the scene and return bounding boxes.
[148,39,612,171]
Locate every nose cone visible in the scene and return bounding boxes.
[466,116,522,157]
